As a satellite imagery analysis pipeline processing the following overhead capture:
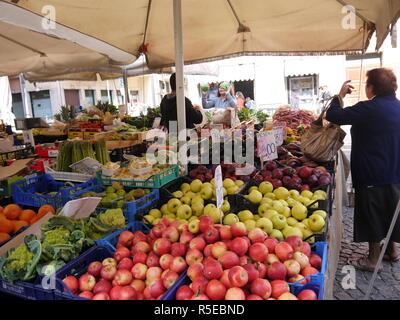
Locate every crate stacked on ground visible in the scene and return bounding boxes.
[0,146,35,166]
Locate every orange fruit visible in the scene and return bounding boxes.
[19,210,36,223]
[0,233,10,242]
[4,204,22,220]
[0,213,6,220]
[13,220,28,233]
[38,205,55,217]
[0,219,14,234]
[0,206,3,214]
[29,216,40,225]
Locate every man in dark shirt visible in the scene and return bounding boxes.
[160,73,203,131]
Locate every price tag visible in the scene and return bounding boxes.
[273,126,284,146]
[48,150,59,157]
[257,131,278,161]
[214,165,224,223]
[69,157,102,175]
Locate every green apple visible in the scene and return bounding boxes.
[291,203,307,220]
[201,186,213,200]
[271,200,285,214]
[244,219,256,231]
[209,207,223,223]
[149,208,162,219]
[188,218,200,233]
[202,182,213,189]
[172,191,184,199]
[270,214,287,230]
[223,178,236,189]
[181,183,191,193]
[265,192,276,200]
[204,203,217,215]
[223,213,239,225]
[313,190,327,200]
[192,195,204,205]
[167,198,182,213]
[190,179,203,193]
[227,185,239,195]
[235,180,244,187]
[294,222,309,237]
[238,210,254,222]
[221,200,230,213]
[302,218,310,229]
[191,202,204,216]
[313,210,327,219]
[153,218,160,225]
[286,198,298,207]
[144,215,155,224]
[249,186,259,193]
[259,182,273,195]
[302,229,314,241]
[274,187,290,200]
[254,214,260,221]
[166,214,176,221]
[185,191,196,199]
[161,204,171,215]
[284,226,303,239]
[300,190,314,200]
[309,214,325,232]
[281,206,291,218]
[258,203,272,216]
[287,217,298,226]
[260,197,274,205]
[289,190,300,199]
[180,196,192,206]
[176,204,192,220]
[264,209,279,220]
[256,217,273,234]
[248,190,263,204]
[189,216,198,222]
[270,229,284,241]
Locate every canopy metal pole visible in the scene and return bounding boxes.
[173,0,187,170]
[18,73,32,118]
[123,69,130,114]
[106,80,111,103]
[364,198,400,300]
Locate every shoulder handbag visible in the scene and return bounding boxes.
[300,96,347,162]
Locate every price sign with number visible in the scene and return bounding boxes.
[257,131,278,161]
[273,126,284,146]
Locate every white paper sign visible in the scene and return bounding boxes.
[257,131,278,161]
[48,150,59,157]
[69,157,102,175]
[59,197,102,220]
[273,126,284,147]
[214,165,224,211]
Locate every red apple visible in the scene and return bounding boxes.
[153,238,172,256]
[254,262,267,279]
[159,218,171,227]
[218,251,240,269]
[118,285,137,300]
[285,236,303,252]
[219,225,232,240]
[288,274,308,285]
[151,223,167,238]
[87,261,102,277]
[146,266,163,281]
[211,241,228,259]
[189,237,206,251]
[264,237,279,254]
[275,242,294,261]
[230,222,247,237]
[143,287,152,300]
[114,247,131,262]
[159,253,174,270]
[270,280,290,299]
[163,271,180,289]
[132,251,147,264]
[278,292,298,300]
[187,263,204,281]
[297,289,318,300]
[203,260,223,280]
[185,248,203,265]
[162,226,180,243]
[191,293,210,300]
[93,292,110,300]
[132,230,148,245]
[248,228,267,244]
[301,266,319,279]
[131,263,148,280]
[228,266,248,288]
[133,241,151,255]
[206,279,227,300]
[170,256,187,273]
[203,244,213,257]
[250,278,272,299]
[283,259,301,277]
[309,254,322,270]
[225,287,246,300]
[247,294,263,300]
[249,243,269,262]
[265,253,280,268]
[171,242,187,257]
[79,273,96,292]
[230,237,249,256]
[93,279,112,295]
[180,230,194,245]
[146,251,160,268]
[204,226,220,244]
[114,269,133,286]
[102,258,117,268]
[199,215,213,233]
[300,241,312,257]
[78,291,94,299]
[219,269,232,288]
[117,257,133,271]
[243,264,259,283]
[293,251,310,270]
[130,279,145,293]
[100,265,117,281]
[176,285,194,300]
[191,276,209,294]
[63,276,79,293]
[118,230,135,247]
[267,261,287,280]
[239,255,252,266]
[299,166,313,179]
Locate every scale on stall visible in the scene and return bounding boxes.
[14,118,50,147]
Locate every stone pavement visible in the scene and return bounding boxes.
[333,206,400,300]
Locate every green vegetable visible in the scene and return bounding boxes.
[98,208,126,228]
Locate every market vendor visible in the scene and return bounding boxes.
[160,73,203,131]
[326,68,400,272]
[202,81,237,109]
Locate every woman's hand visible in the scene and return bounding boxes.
[339,80,355,98]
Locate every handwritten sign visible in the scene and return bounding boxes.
[273,126,284,146]
[257,131,278,161]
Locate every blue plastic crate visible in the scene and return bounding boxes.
[11,174,98,209]
[161,271,190,300]
[290,281,324,300]
[95,221,150,249]
[126,189,160,222]
[0,276,55,300]
[66,178,98,201]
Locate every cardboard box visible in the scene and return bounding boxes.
[0,158,34,182]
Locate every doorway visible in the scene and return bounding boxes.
[233,80,254,100]
[64,89,80,107]
[30,90,52,121]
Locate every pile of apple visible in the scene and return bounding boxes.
[189,164,255,183]
[252,161,332,192]
[143,178,242,225]
[174,216,322,300]
[222,181,327,242]
[62,225,191,300]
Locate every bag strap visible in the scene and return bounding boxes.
[317,95,344,121]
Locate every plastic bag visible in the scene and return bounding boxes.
[212,108,240,127]
[300,96,346,162]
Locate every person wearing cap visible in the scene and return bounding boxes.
[201,83,218,109]
[203,82,237,109]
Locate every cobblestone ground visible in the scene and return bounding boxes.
[333,207,400,300]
